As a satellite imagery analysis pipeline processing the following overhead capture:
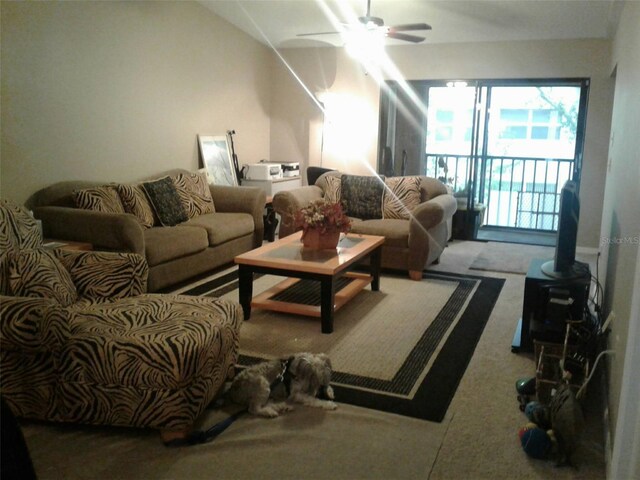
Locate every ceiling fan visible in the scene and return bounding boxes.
[297,0,432,44]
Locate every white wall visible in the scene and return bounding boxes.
[600,3,640,477]
[0,1,273,205]
[270,39,614,248]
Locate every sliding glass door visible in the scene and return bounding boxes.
[379,78,589,241]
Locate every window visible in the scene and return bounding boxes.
[378,79,587,235]
[500,109,528,122]
[436,110,454,122]
[531,126,549,140]
[501,126,527,139]
[436,127,453,141]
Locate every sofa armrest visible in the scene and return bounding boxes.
[210,185,266,247]
[53,250,149,300]
[408,194,457,269]
[411,194,457,231]
[33,206,145,255]
[0,296,59,351]
[272,186,324,237]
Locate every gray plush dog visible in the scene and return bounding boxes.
[226,352,337,418]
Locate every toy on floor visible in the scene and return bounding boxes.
[525,401,551,430]
[515,376,536,411]
[519,425,552,459]
[517,422,538,440]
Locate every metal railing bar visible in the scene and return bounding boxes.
[485,157,493,224]
[508,158,516,226]
[425,153,575,163]
[423,153,575,232]
[554,161,561,230]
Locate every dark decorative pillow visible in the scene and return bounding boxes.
[116,183,155,228]
[383,176,422,219]
[8,248,78,306]
[73,186,125,214]
[142,176,188,226]
[340,175,385,220]
[171,171,216,219]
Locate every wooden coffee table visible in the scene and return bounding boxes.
[234,231,384,334]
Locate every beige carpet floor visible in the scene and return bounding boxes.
[470,241,555,274]
[225,272,463,383]
[19,240,606,480]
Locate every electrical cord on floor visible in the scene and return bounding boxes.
[576,349,615,399]
[164,409,248,447]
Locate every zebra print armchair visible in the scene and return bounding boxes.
[0,199,241,439]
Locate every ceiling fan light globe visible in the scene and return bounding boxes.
[359,15,384,28]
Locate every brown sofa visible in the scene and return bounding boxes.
[0,200,241,439]
[273,171,457,280]
[27,169,266,292]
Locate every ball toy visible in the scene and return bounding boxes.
[517,422,538,440]
[520,427,552,459]
[525,401,551,430]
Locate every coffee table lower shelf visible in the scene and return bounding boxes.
[251,271,372,318]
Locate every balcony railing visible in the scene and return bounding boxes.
[425,154,575,232]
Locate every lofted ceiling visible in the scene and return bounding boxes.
[200,0,622,49]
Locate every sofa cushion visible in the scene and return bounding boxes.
[340,174,384,220]
[143,226,209,267]
[142,176,188,227]
[0,296,59,351]
[349,218,409,248]
[383,176,422,220]
[52,295,241,389]
[172,171,216,219]
[7,249,78,306]
[74,186,125,214]
[54,250,148,301]
[116,183,155,228]
[183,212,254,246]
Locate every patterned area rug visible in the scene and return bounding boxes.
[470,241,555,274]
[181,268,504,423]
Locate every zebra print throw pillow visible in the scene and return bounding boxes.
[74,186,126,214]
[142,176,188,227]
[8,248,78,306]
[0,199,42,250]
[171,171,215,219]
[383,176,422,219]
[321,174,342,204]
[117,183,155,228]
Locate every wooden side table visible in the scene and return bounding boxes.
[43,239,93,252]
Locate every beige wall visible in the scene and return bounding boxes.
[271,39,614,248]
[0,1,272,205]
[600,1,640,471]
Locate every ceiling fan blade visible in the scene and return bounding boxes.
[386,32,425,43]
[388,23,432,32]
[296,31,342,37]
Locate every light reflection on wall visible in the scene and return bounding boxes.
[317,91,378,171]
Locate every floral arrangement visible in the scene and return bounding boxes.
[294,199,351,235]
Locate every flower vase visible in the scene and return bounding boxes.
[302,229,340,250]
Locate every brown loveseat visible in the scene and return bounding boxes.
[27,169,266,291]
[0,200,241,439]
[273,171,457,280]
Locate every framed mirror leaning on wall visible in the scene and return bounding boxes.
[197,135,238,186]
